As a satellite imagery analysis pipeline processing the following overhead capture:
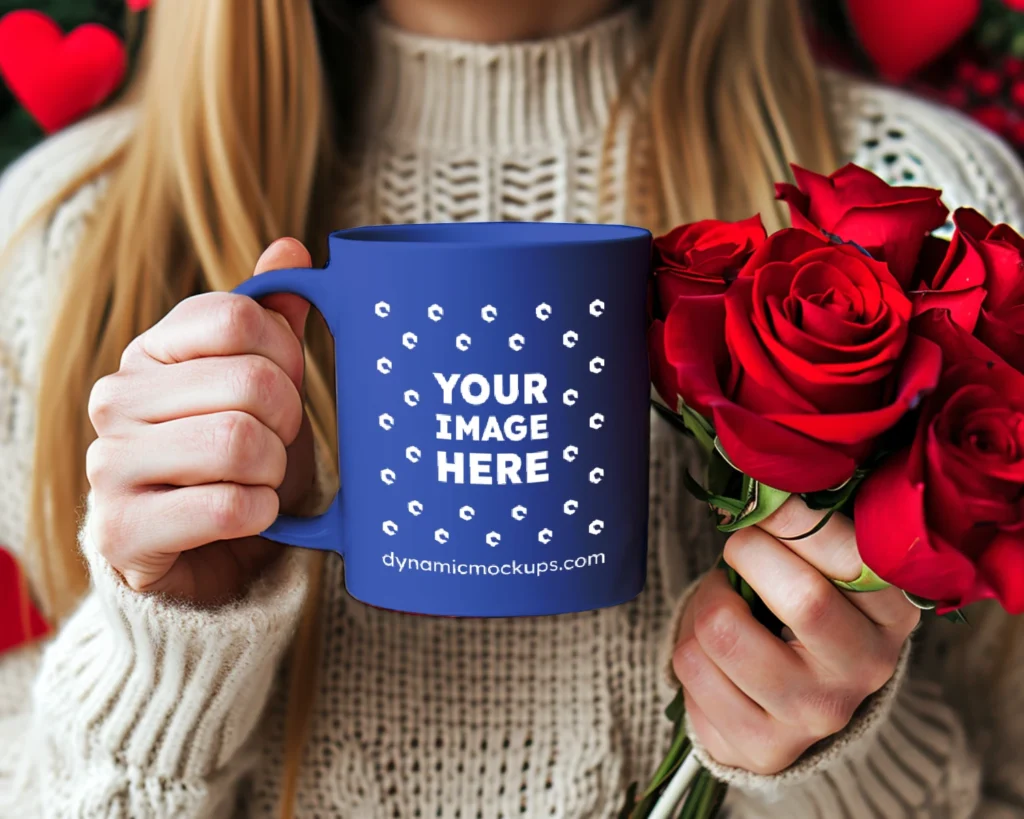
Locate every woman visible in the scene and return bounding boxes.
[0,0,1021,816]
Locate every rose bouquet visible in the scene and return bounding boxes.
[621,164,1024,819]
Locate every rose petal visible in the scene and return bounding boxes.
[738,228,831,279]
[661,295,731,418]
[656,268,731,309]
[978,533,1024,614]
[710,400,858,492]
[765,334,942,444]
[832,202,948,287]
[854,449,978,605]
[977,307,1024,373]
[724,277,818,412]
[912,309,1011,370]
[910,287,987,332]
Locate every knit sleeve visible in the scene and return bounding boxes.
[0,113,312,817]
[14,501,310,818]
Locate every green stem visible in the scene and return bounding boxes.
[677,770,710,819]
[694,774,728,819]
[640,733,691,800]
[628,732,693,818]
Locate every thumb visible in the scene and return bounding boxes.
[252,237,313,341]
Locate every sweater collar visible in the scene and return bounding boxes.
[366,4,644,150]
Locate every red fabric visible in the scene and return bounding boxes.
[845,0,981,82]
[0,10,126,134]
[0,546,49,656]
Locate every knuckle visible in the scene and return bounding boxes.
[85,438,120,489]
[744,739,789,776]
[764,498,801,537]
[233,357,281,409]
[278,391,305,446]
[89,501,127,562]
[120,569,154,594]
[784,575,834,629]
[207,484,253,533]
[215,295,265,349]
[672,637,704,686]
[722,528,758,565]
[88,375,122,432]
[798,687,857,738]
[895,605,922,638]
[211,412,263,472]
[119,336,146,369]
[693,599,741,661]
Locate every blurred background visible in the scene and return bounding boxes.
[5,0,1024,172]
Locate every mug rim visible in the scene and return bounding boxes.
[330,221,651,249]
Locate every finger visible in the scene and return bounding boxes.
[125,290,305,390]
[91,483,281,570]
[757,497,863,581]
[136,536,284,603]
[277,411,317,511]
[688,570,811,722]
[90,355,304,444]
[756,499,919,632]
[725,527,898,683]
[683,691,756,772]
[672,615,782,771]
[86,412,288,491]
[252,237,313,342]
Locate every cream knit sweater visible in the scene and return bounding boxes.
[2,9,1024,819]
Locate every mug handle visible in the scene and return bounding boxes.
[232,268,343,553]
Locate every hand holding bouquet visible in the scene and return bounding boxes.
[624,164,1024,819]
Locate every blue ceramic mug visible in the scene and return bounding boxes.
[234,222,652,617]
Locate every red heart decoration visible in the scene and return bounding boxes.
[126,0,154,11]
[0,10,127,134]
[0,546,49,656]
[845,0,981,82]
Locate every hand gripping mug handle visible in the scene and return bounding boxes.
[232,268,343,553]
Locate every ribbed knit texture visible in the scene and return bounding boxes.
[2,7,1024,818]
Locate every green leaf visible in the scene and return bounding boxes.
[737,578,758,607]
[677,770,709,819]
[713,437,741,471]
[778,508,836,541]
[941,608,970,626]
[651,400,693,437]
[665,689,685,723]
[697,776,729,819]
[904,592,938,611]
[706,449,740,497]
[716,481,791,533]
[678,398,716,454]
[681,472,747,521]
[804,469,871,511]
[617,782,639,819]
[681,470,714,504]
[639,730,691,799]
[624,728,693,817]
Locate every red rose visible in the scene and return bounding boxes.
[650,229,942,493]
[978,287,1024,373]
[776,164,949,287]
[954,210,1024,373]
[909,209,997,332]
[855,311,1024,614]
[653,216,766,311]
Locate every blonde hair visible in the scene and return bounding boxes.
[17,0,836,815]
